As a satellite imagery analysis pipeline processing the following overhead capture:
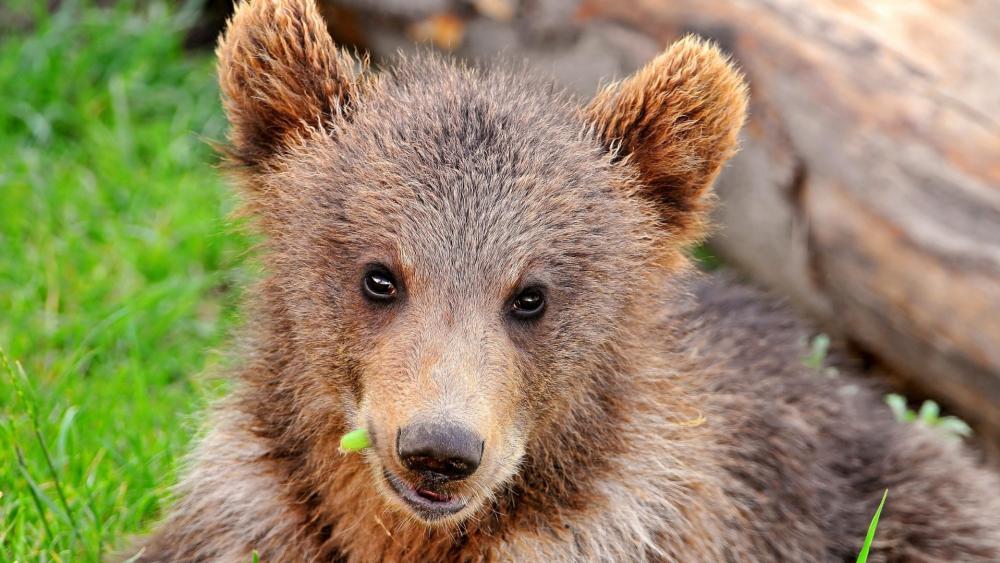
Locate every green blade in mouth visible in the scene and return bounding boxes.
[339,427,372,453]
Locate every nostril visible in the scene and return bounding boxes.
[404,454,474,479]
[397,422,484,481]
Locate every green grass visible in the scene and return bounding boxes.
[0,2,252,560]
[855,490,888,563]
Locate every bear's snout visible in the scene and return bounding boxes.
[397,421,484,481]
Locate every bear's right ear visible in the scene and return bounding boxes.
[217,0,360,166]
[585,36,748,246]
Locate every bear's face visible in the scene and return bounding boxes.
[262,61,659,523]
[217,0,746,526]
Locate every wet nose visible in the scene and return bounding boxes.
[397,422,484,481]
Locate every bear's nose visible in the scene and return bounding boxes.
[397,422,484,481]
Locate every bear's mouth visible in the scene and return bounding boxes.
[382,469,467,520]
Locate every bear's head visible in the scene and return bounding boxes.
[217,0,747,526]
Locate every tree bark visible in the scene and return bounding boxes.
[592,0,1000,451]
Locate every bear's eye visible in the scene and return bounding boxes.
[510,287,545,320]
[362,267,398,301]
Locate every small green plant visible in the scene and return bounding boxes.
[885,394,972,440]
[691,245,722,271]
[339,428,372,453]
[803,333,829,369]
[855,489,888,563]
[803,333,839,377]
[251,549,260,563]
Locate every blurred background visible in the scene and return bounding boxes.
[1,0,998,559]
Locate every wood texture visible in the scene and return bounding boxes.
[586,0,1000,447]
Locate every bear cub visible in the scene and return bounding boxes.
[134,0,1000,560]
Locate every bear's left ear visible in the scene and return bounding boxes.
[585,36,748,245]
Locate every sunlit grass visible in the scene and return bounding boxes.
[855,490,888,563]
[0,2,251,559]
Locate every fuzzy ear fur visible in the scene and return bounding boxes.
[586,36,749,244]
[216,0,360,166]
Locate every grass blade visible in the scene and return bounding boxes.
[856,489,888,563]
[2,349,81,539]
[12,444,55,545]
[34,423,81,539]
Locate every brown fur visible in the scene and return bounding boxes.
[586,37,748,246]
[130,0,1000,561]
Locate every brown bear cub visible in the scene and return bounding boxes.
[133,0,1000,560]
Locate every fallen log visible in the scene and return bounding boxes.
[593,0,1000,454]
